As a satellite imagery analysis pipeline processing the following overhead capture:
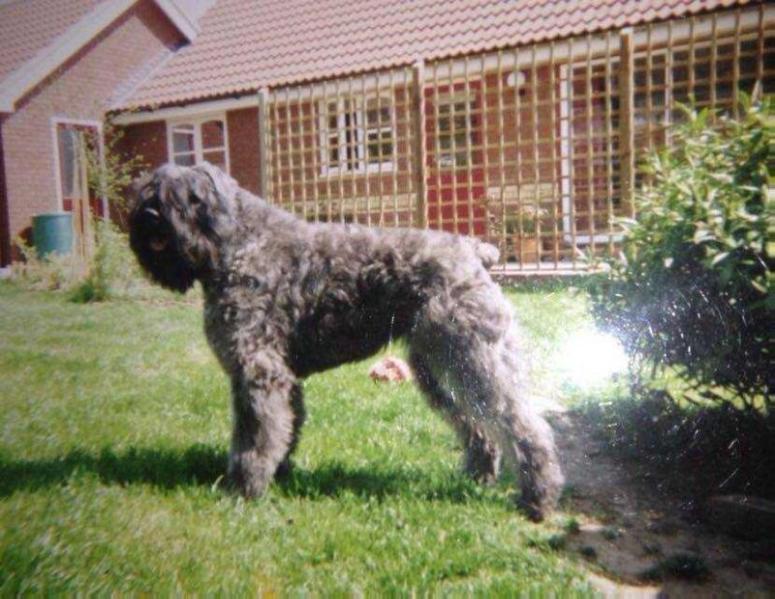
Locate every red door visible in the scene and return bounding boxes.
[424,82,486,236]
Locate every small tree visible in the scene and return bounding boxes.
[70,121,147,301]
[85,120,146,218]
[591,97,773,409]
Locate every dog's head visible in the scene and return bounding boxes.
[129,163,238,293]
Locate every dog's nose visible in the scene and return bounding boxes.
[150,237,168,251]
[143,207,160,219]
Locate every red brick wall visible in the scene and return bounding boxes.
[111,119,167,225]
[227,107,260,196]
[118,107,262,199]
[1,0,183,257]
[0,117,9,266]
[118,119,168,171]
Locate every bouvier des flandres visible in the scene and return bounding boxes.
[129,163,563,520]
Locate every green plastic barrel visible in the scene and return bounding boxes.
[33,212,73,259]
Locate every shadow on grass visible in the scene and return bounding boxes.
[0,446,507,506]
[0,444,227,496]
[277,462,505,505]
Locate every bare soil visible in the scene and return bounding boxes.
[546,410,775,598]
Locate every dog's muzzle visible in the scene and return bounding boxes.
[134,206,169,251]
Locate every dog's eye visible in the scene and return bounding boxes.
[189,192,201,205]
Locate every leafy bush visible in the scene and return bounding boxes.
[591,98,773,408]
[10,235,84,291]
[579,388,775,498]
[69,219,145,302]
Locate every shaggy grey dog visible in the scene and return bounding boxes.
[129,163,564,520]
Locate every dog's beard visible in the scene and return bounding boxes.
[138,244,197,293]
[129,207,197,294]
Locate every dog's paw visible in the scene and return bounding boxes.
[274,458,295,480]
[517,497,550,523]
[227,461,271,499]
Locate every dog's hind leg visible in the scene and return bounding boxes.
[411,322,563,521]
[409,352,501,485]
[275,383,306,479]
[228,351,297,498]
[459,332,564,521]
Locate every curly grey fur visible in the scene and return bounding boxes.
[129,163,564,520]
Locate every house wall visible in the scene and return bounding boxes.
[118,107,261,202]
[269,87,416,226]
[226,107,260,195]
[1,0,183,258]
[112,4,774,261]
[0,117,9,266]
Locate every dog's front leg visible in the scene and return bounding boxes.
[228,352,296,499]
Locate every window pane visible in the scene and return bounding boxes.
[172,128,195,153]
[366,99,391,126]
[368,134,393,164]
[174,153,195,166]
[57,126,95,199]
[58,128,78,197]
[201,120,225,150]
[327,102,338,130]
[328,134,339,167]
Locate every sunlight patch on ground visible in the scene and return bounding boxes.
[554,328,628,391]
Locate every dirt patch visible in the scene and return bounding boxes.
[547,410,775,598]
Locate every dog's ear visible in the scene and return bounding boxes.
[129,170,153,212]
[190,162,239,217]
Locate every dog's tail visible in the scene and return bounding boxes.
[470,240,500,269]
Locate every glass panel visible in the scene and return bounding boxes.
[437,97,474,168]
[58,127,78,197]
[201,120,224,150]
[172,127,195,153]
[57,126,96,199]
[367,130,393,164]
[327,133,339,167]
[174,153,195,167]
[366,98,391,126]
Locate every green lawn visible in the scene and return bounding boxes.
[0,281,595,595]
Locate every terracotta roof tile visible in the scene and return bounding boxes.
[119,0,754,109]
[0,0,104,81]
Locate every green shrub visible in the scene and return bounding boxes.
[591,97,773,408]
[69,219,147,302]
[10,235,84,292]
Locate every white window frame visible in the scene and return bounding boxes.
[50,117,107,217]
[166,113,230,172]
[318,97,395,176]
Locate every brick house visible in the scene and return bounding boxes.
[0,0,204,265]
[2,0,773,272]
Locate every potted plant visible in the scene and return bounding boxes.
[504,204,545,263]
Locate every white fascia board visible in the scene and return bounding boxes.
[0,0,136,113]
[111,94,257,125]
[0,0,197,114]
[154,0,199,42]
